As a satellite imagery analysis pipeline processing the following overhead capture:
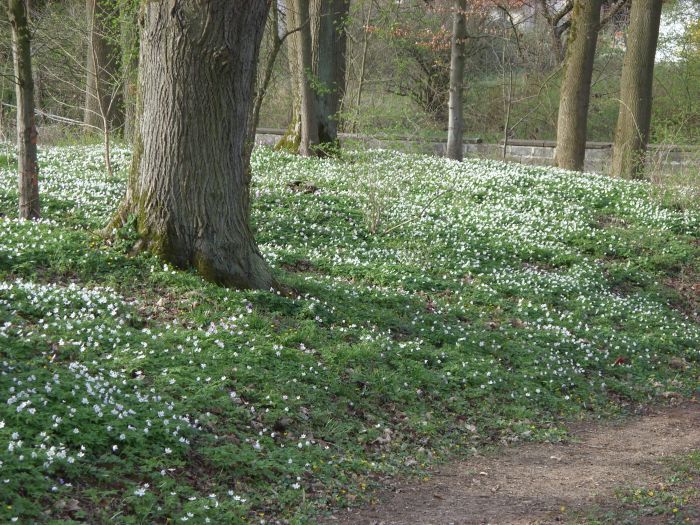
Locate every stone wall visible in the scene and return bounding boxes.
[254,130,700,175]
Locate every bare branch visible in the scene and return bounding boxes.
[600,0,629,28]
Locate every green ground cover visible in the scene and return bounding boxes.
[0,145,698,524]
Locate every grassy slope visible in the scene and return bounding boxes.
[0,145,698,524]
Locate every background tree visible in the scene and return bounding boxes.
[611,0,663,178]
[111,0,274,289]
[554,0,603,171]
[249,2,302,141]
[446,0,467,160]
[374,3,454,125]
[278,0,349,155]
[119,0,139,142]
[345,0,374,132]
[2,0,698,159]
[537,0,574,64]
[8,0,40,219]
[313,0,350,147]
[295,0,320,156]
[506,0,626,67]
[84,0,123,130]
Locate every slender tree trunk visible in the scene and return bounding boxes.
[33,68,42,110]
[295,0,319,156]
[119,0,138,143]
[250,2,300,143]
[503,64,513,159]
[85,0,123,131]
[611,0,662,179]
[276,0,303,153]
[112,0,273,290]
[536,0,573,65]
[554,0,602,171]
[352,1,372,133]
[9,0,40,219]
[250,4,283,140]
[551,28,566,63]
[446,0,467,161]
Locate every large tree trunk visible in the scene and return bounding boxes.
[554,0,602,171]
[112,0,273,290]
[611,0,662,179]
[312,0,349,145]
[446,0,467,161]
[9,0,40,219]
[84,0,123,131]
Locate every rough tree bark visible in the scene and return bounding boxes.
[446,0,467,161]
[111,0,274,290]
[554,0,603,171]
[84,0,123,130]
[9,0,40,219]
[611,0,662,179]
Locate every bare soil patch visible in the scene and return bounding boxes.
[665,269,700,324]
[327,402,700,525]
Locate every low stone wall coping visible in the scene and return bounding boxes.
[254,129,698,174]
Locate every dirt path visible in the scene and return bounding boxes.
[328,402,700,525]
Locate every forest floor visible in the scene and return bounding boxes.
[330,401,700,525]
[0,145,698,524]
